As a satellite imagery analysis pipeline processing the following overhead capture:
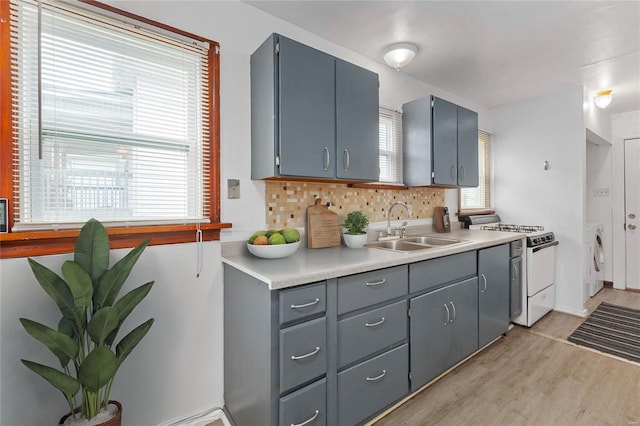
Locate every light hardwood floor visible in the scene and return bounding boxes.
[373,288,640,426]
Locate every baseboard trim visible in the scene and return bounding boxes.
[626,287,640,293]
[157,406,230,426]
[553,305,588,318]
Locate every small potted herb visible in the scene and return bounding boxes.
[342,210,370,248]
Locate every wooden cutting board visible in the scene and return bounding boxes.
[307,198,341,248]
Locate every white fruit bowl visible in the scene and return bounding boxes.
[247,241,301,259]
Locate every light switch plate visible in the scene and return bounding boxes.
[228,179,240,199]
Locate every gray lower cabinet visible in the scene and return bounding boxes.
[338,344,409,426]
[478,244,510,348]
[280,378,326,426]
[225,245,512,425]
[409,277,479,391]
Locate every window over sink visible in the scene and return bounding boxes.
[378,106,403,184]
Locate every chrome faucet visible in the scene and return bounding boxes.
[386,202,411,237]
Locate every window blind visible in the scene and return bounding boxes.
[9,0,211,230]
[379,107,403,184]
[460,130,492,210]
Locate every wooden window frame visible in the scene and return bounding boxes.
[0,0,230,259]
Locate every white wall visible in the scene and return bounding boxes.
[0,1,489,425]
[490,88,587,316]
[611,110,640,289]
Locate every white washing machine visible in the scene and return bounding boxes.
[586,223,605,297]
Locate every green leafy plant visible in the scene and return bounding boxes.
[342,210,370,235]
[20,219,154,421]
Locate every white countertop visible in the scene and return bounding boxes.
[221,229,525,290]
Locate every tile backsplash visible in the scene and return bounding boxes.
[265,181,445,228]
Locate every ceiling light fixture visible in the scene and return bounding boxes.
[383,43,417,70]
[594,90,613,109]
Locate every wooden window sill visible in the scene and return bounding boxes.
[0,222,232,259]
[457,209,495,219]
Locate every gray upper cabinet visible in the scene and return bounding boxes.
[251,34,379,181]
[335,59,380,181]
[403,95,479,187]
[478,244,510,348]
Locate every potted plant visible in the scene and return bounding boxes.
[342,210,370,248]
[20,218,154,425]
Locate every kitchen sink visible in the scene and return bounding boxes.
[365,240,433,252]
[365,235,470,253]
[402,236,465,245]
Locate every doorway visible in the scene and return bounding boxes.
[624,138,640,288]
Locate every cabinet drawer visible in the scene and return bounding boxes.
[409,251,476,293]
[280,281,326,324]
[280,317,327,394]
[279,378,326,426]
[337,265,408,314]
[338,300,407,368]
[337,344,409,426]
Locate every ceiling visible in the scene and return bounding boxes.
[245,1,640,115]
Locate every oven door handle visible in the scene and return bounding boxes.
[531,240,559,253]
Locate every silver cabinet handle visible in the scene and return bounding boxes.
[291,346,320,361]
[366,370,386,382]
[449,301,456,323]
[629,224,637,230]
[323,146,330,171]
[450,164,456,182]
[459,166,465,182]
[512,264,519,281]
[291,410,320,426]
[344,149,350,172]
[443,303,450,325]
[480,273,488,293]
[365,278,386,287]
[290,298,320,310]
[365,317,385,327]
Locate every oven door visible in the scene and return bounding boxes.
[526,241,559,297]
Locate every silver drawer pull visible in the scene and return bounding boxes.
[365,317,385,327]
[291,410,320,426]
[366,369,387,382]
[290,298,320,310]
[443,303,450,325]
[291,346,320,361]
[365,278,386,287]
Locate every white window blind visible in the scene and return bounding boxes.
[9,0,211,230]
[460,130,492,210]
[379,107,403,184]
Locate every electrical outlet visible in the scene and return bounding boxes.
[593,188,610,197]
[228,179,240,199]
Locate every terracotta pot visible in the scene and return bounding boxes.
[58,401,122,426]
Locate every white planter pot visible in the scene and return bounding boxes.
[343,233,368,248]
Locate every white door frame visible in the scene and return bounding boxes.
[613,132,640,289]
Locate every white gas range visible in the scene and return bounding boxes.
[465,215,559,327]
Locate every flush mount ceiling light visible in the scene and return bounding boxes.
[594,90,613,109]
[383,43,417,70]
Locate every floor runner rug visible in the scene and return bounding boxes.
[567,302,640,363]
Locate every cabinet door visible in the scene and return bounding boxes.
[278,36,336,178]
[478,244,510,347]
[431,97,458,186]
[335,59,380,180]
[409,285,452,391]
[448,277,479,363]
[456,105,479,187]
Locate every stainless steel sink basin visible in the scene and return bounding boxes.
[402,236,464,246]
[365,240,433,252]
[366,235,470,253]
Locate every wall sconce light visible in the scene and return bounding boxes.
[594,90,613,109]
[383,43,417,70]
